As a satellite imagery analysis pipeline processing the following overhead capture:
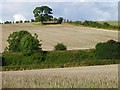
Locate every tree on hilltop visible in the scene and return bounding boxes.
[33,6,53,24]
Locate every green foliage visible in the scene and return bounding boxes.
[31,19,35,22]
[5,30,42,56]
[95,40,120,59]
[20,34,42,55]
[57,17,63,24]
[54,43,67,51]
[5,30,31,52]
[33,6,53,23]
[16,21,20,23]
[20,20,23,23]
[3,49,120,71]
[24,20,30,23]
[68,21,120,30]
[4,21,12,24]
[2,52,44,66]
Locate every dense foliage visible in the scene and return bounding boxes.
[68,21,120,30]
[5,30,31,52]
[33,6,53,23]
[95,40,120,59]
[4,21,12,24]
[2,52,44,66]
[2,49,120,71]
[54,43,67,51]
[20,34,42,55]
[5,30,42,55]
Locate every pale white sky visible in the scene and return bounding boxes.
[0,0,119,22]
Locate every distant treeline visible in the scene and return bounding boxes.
[0,17,66,25]
[68,21,120,30]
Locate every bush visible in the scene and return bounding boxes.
[5,30,42,55]
[2,52,44,66]
[95,40,120,59]
[31,19,35,22]
[5,30,31,52]
[16,21,19,23]
[20,20,23,23]
[54,43,67,51]
[20,34,42,55]
[57,17,63,24]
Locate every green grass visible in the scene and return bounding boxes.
[2,49,120,71]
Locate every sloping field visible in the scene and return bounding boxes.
[2,64,118,88]
[1,23,118,52]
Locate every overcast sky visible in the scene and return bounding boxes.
[0,0,119,23]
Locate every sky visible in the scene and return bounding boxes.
[0,0,119,23]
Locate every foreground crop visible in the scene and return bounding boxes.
[2,64,118,88]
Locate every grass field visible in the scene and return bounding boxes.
[2,64,118,88]
[1,23,118,53]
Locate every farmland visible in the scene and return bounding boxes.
[1,23,118,53]
[2,64,118,88]
[1,22,119,88]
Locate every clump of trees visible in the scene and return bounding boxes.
[54,43,67,51]
[95,40,120,59]
[5,30,42,55]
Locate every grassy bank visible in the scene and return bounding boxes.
[2,49,120,71]
[67,21,120,30]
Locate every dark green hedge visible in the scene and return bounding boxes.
[95,40,120,59]
[2,49,120,71]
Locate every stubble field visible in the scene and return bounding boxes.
[1,23,118,53]
[2,64,118,88]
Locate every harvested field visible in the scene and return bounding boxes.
[1,23,118,53]
[2,64,118,88]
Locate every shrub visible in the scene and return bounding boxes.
[54,43,67,51]
[20,20,23,23]
[5,30,31,52]
[57,17,63,24]
[16,21,19,23]
[95,40,120,59]
[4,30,42,55]
[2,52,44,66]
[20,34,42,55]
[31,19,35,22]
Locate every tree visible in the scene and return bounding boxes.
[33,6,53,23]
[4,30,31,52]
[20,34,42,55]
